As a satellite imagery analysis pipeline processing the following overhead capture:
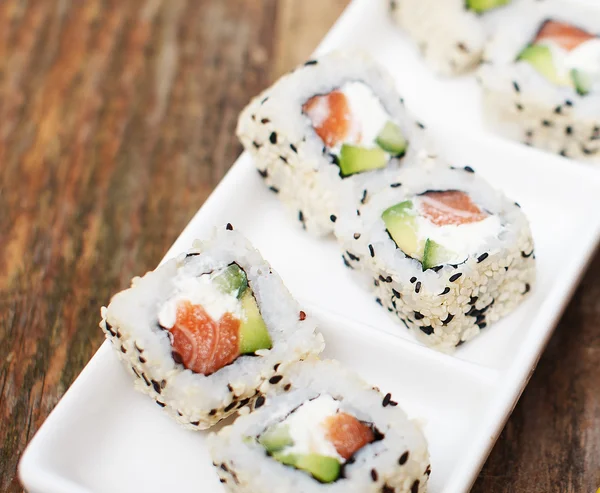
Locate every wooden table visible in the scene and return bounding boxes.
[0,1,598,491]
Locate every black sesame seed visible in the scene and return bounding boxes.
[284,383,292,391]
[542,120,552,127]
[464,166,475,173]
[449,273,462,282]
[354,233,361,239]
[512,81,520,92]
[390,182,402,188]
[413,311,424,320]
[425,464,431,476]
[420,325,434,335]
[298,210,304,223]
[190,420,200,426]
[439,287,450,296]
[516,103,523,111]
[371,469,378,481]
[268,186,279,193]
[260,118,270,124]
[116,329,122,339]
[227,384,234,392]
[238,398,251,409]
[522,250,534,258]
[565,99,573,106]
[477,252,489,263]
[565,126,573,135]
[224,401,237,412]
[252,141,261,149]
[389,400,398,406]
[374,279,380,287]
[442,314,454,325]
[392,288,401,298]
[410,276,417,283]
[290,143,298,153]
[356,209,361,216]
[304,59,318,66]
[515,202,521,208]
[382,485,394,493]
[255,395,266,409]
[417,122,426,129]
[279,155,288,164]
[457,42,468,52]
[342,256,352,269]
[330,214,337,223]
[382,393,392,407]
[269,375,283,384]
[257,169,268,178]
[559,149,568,157]
[361,189,368,204]
[220,463,229,472]
[273,363,280,371]
[156,401,166,408]
[346,251,360,262]
[411,479,420,493]
[524,283,531,294]
[399,451,409,465]
[375,298,383,306]
[469,296,478,305]
[151,380,161,394]
[139,356,146,363]
[415,281,421,293]
[525,130,533,138]
[369,244,375,257]
[299,311,306,321]
[260,96,269,105]
[120,346,127,353]
[209,409,217,416]
[142,373,151,386]
[220,478,226,484]
[456,340,465,347]
[269,132,277,144]
[131,366,141,378]
[478,322,488,329]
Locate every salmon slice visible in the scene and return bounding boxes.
[324,412,375,460]
[420,190,487,227]
[169,300,240,375]
[303,90,351,148]
[535,20,595,51]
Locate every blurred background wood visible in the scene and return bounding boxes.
[0,0,597,491]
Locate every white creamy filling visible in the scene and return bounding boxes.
[541,38,600,88]
[306,82,391,155]
[414,197,503,264]
[280,395,344,462]
[158,270,243,329]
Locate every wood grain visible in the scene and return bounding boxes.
[0,1,598,492]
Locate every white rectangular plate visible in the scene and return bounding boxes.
[20,1,600,492]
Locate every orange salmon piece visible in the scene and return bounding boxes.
[535,20,595,51]
[303,90,351,148]
[324,412,375,460]
[169,300,240,376]
[420,191,487,227]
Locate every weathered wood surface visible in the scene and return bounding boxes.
[0,1,597,491]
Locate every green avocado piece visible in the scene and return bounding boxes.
[338,144,388,177]
[272,453,341,483]
[259,424,293,453]
[239,291,272,354]
[381,200,421,258]
[375,121,407,156]
[571,69,593,96]
[422,239,455,271]
[212,264,248,298]
[467,0,510,13]
[517,44,571,87]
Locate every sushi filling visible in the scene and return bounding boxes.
[158,264,272,376]
[466,0,510,14]
[517,20,600,95]
[302,82,407,178]
[382,190,502,269]
[257,395,376,483]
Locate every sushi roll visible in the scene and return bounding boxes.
[389,0,514,75]
[100,226,324,429]
[237,51,427,236]
[478,0,600,161]
[209,359,430,493]
[335,162,535,351]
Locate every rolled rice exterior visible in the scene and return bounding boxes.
[209,359,430,493]
[100,226,325,429]
[478,0,600,162]
[236,51,427,237]
[389,0,487,75]
[335,161,536,351]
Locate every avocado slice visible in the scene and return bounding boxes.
[212,264,248,298]
[239,291,272,354]
[272,453,341,483]
[517,44,571,86]
[338,144,388,177]
[422,239,455,270]
[259,424,293,453]
[375,121,407,156]
[381,200,421,258]
[571,69,592,96]
[467,0,510,13]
